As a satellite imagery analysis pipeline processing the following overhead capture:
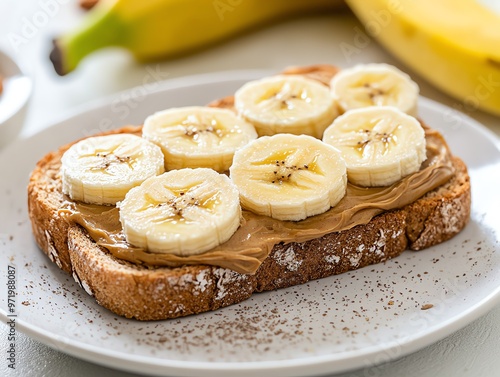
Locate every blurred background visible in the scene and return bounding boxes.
[0,0,499,376]
[0,0,499,142]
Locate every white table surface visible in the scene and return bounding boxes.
[1,1,499,376]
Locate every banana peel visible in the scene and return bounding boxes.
[52,0,500,117]
[346,0,500,116]
[51,0,345,76]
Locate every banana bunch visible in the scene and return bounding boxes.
[52,0,500,116]
[346,0,500,116]
[61,64,428,255]
[51,0,344,75]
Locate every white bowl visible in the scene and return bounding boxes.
[0,50,32,149]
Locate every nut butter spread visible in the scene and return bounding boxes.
[59,126,454,274]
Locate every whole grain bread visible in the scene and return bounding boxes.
[27,66,471,321]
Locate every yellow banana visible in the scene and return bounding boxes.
[51,0,344,75]
[346,0,500,116]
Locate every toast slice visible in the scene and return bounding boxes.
[27,67,471,321]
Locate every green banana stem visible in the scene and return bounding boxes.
[51,0,344,76]
[51,4,125,75]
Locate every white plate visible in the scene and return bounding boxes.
[0,71,499,377]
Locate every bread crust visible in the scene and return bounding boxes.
[28,129,470,320]
[27,69,471,321]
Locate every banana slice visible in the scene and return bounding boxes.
[322,107,426,187]
[61,134,165,205]
[142,106,258,172]
[234,75,338,138]
[229,134,347,221]
[330,63,419,116]
[119,168,241,256]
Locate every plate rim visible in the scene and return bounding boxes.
[1,70,499,377]
[18,69,274,140]
[5,287,499,376]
